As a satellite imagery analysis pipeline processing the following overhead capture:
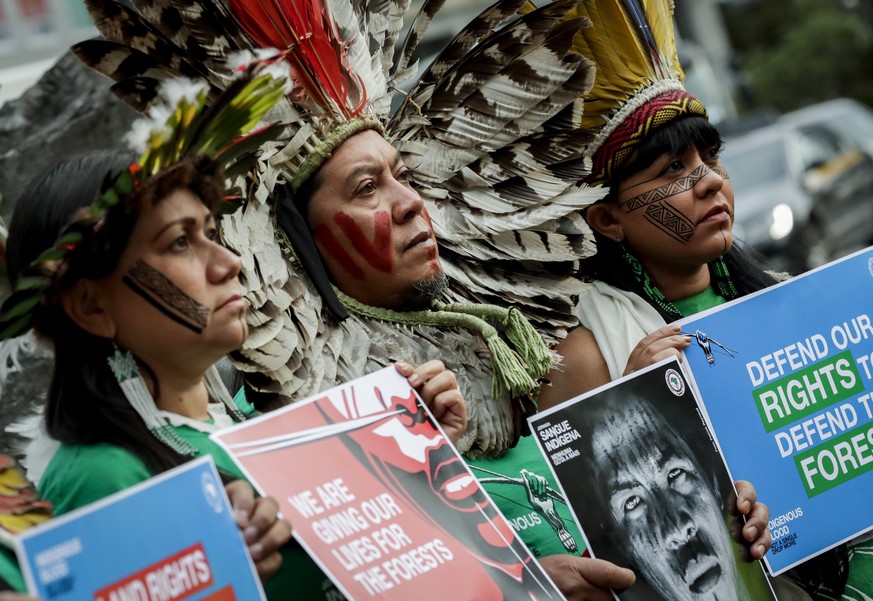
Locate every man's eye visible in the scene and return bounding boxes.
[397,170,418,188]
[667,467,685,481]
[357,181,376,195]
[623,496,641,512]
[206,227,219,241]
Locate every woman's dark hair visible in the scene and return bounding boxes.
[579,115,778,321]
[6,151,226,474]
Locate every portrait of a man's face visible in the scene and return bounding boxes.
[589,397,737,601]
[533,361,775,601]
[323,384,491,518]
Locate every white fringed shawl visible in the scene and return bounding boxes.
[576,281,667,379]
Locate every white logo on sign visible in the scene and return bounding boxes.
[665,368,685,396]
[202,472,224,514]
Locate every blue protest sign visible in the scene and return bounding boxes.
[14,456,264,600]
[679,247,873,574]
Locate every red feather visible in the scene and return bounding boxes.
[226,0,366,117]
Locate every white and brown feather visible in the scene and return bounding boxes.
[69,0,601,454]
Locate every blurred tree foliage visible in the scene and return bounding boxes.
[723,0,873,112]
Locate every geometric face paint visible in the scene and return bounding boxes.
[621,164,715,244]
[711,164,730,180]
[644,202,696,243]
[122,259,209,334]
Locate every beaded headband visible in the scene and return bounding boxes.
[570,0,709,186]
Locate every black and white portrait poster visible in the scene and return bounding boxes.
[529,358,776,601]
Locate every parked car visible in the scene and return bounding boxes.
[721,99,873,273]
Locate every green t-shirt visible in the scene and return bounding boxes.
[466,436,586,559]
[39,423,340,601]
[0,546,24,592]
[672,286,727,317]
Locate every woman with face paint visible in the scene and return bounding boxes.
[539,115,779,402]
[0,72,310,599]
[540,120,861,600]
[535,2,864,599]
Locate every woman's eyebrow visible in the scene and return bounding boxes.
[151,217,196,242]
[151,206,213,241]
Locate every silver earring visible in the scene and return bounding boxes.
[107,345,198,456]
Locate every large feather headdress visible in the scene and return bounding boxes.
[71,1,600,441]
[571,0,708,185]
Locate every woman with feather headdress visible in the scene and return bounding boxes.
[536,1,867,600]
[0,70,325,599]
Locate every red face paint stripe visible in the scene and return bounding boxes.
[313,223,365,280]
[334,210,393,273]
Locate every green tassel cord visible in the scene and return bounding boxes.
[436,302,553,378]
[336,290,553,400]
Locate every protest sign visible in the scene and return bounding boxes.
[530,359,777,601]
[212,366,562,601]
[14,455,264,600]
[678,247,873,574]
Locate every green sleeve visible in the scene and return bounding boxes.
[38,443,152,515]
[0,546,25,592]
[232,387,258,417]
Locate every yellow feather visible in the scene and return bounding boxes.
[0,511,52,533]
[570,0,685,130]
[0,484,24,497]
[641,0,683,79]
[0,466,29,491]
[518,1,537,16]
[0,461,53,536]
